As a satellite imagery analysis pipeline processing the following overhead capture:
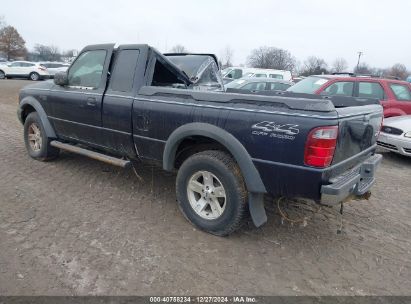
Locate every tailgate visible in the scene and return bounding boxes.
[332,105,383,164]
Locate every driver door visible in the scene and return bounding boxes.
[49,44,114,146]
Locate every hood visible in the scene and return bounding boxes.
[384,115,411,132]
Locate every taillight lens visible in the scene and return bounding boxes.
[304,126,338,168]
[38,65,47,71]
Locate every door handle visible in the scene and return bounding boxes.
[86,97,97,106]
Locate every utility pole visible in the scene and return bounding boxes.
[356,51,363,71]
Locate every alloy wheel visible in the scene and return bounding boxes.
[28,123,42,152]
[187,170,227,220]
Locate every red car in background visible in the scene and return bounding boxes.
[287,74,411,117]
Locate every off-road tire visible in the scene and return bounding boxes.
[24,112,59,161]
[176,150,248,236]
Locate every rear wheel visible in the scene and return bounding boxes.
[24,112,59,160]
[29,72,40,81]
[0,70,5,79]
[176,150,248,236]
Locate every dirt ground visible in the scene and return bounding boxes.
[0,79,410,296]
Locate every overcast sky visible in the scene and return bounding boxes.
[2,0,411,70]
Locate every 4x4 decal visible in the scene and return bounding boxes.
[251,121,300,140]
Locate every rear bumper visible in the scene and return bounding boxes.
[320,154,382,205]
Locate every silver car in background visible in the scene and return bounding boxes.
[39,62,70,77]
[224,77,293,93]
[377,115,411,156]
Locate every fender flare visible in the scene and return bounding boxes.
[18,96,56,138]
[163,123,268,227]
[163,123,266,193]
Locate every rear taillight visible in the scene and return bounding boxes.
[304,126,338,168]
[38,65,47,71]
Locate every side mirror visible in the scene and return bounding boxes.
[54,71,68,86]
[227,74,233,79]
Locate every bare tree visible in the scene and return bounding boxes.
[33,44,62,61]
[247,46,296,71]
[219,46,234,68]
[300,56,328,76]
[170,44,188,53]
[389,63,408,80]
[354,62,372,75]
[332,58,348,73]
[0,26,26,60]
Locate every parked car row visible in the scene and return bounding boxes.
[0,61,69,81]
[286,74,411,117]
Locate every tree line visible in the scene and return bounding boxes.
[0,17,409,80]
[0,17,77,62]
[170,44,410,80]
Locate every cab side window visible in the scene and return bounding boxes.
[68,50,107,89]
[322,81,354,96]
[358,82,384,99]
[110,49,140,92]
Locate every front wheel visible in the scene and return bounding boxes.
[176,150,248,236]
[24,112,59,161]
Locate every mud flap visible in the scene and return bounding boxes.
[248,192,267,227]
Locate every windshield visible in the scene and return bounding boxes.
[287,76,328,94]
[224,78,248,89]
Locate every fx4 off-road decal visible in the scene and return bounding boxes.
[251,121,300,140]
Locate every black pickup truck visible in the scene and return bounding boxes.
[17,44,383,236]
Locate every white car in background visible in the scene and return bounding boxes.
[222,67,293,83]
[39,62,70,77]
[377,115,411,156]
[0,61,50,81]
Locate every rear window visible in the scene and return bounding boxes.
[390,83,411,101]
[287,76,329,94]
[110,49,140,92]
